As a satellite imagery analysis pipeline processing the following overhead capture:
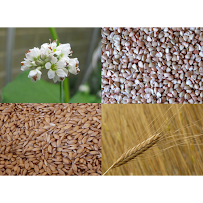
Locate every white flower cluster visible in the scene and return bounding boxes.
[21,40,80,83]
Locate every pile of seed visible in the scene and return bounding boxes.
[101,27,203,103]
[0,103,101,175]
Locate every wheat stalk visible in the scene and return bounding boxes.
[103,133,162,175]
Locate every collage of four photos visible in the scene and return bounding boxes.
[0,27,203,176]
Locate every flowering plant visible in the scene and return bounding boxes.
[2,28,101,104]
[21,40,80,83]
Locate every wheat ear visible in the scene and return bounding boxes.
[103,133,162,175]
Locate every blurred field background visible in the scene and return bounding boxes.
[102,104,203,175]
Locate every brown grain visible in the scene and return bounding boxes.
[0,103,101,176]
[103,133,161,175]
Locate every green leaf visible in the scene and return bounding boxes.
[69,91,101,103]
[2,71,60,103]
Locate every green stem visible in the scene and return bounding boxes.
[63,78,70,102]
[49,27,70,103]
[60,81,64,103]
[49,28,60,46]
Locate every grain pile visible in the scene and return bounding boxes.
[101,27,203,104]
[0,103,101,176]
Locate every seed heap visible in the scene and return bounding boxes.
[101,27,203,104]
[0,103,101,175]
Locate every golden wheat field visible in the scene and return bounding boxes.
[102,104,203,175]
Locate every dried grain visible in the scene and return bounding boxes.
[102,27,203,104]
[0,103,101,176]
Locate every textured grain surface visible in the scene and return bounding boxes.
[0,103,101,176]
[101,27,203,104]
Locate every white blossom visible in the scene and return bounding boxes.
[56,43,71,57]
[66,58,80,75]
[28,68,42,82]
[26,47,41,61]
[21,40,80,83]
[48,68,69,83]
[21,59,35,71]
[45,57,68,83]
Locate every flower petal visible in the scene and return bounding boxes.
[28,70,37,78]
[53,75,58,83]
[56,43,71,57]
[26,47,40,60]
[36,70,42,80]
[30,77,36,83]
[68,58,80,75]
[57,60,66,68]
[56,68,67,77]
[45,62,51,69]
[50,56,57,64]
[47,69,55,79]
[28,69,41,82]
[69,66,80,75]
[21,65,30,71]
